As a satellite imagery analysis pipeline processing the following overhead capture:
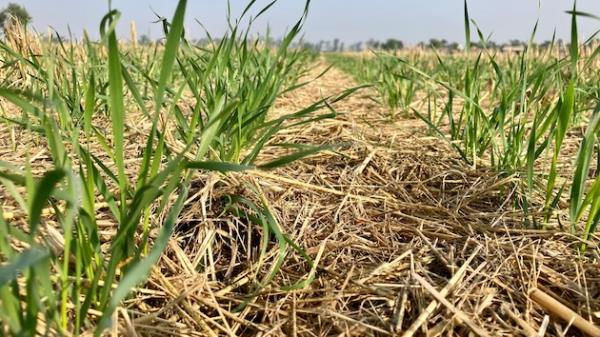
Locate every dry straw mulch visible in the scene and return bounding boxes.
[2,63,599,336]
[126,65,599,336]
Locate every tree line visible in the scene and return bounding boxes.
[0,3,585,53]
[307,38,575,52]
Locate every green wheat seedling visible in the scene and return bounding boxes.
[326,53,421,119]
[0,0,351,335]
[328,1,600,248]
[410,2,599,244]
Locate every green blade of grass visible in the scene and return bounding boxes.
[0,247,50,286]
[464,0,471,52]
[96,184,189,335]
[29,170,65,236]
[570,1,579,69]
[103,10,128,210]
[186,161,255,172]
[258,144,337,170]
[155,0,187,111]
[83,73,96,140]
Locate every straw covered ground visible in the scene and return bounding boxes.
[2,62,600,337]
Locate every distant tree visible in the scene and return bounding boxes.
[333,38,340,52]
[540,40,553,49]
[428,38,448,49]
[448,42,460,51]
[316,40,324,52]
[487,40,498,49]
[349,42,363,52]
[302,41,317,51]
[366,39,381,50]
[471,41,484,49]
[138,34,152,46]
[0,3,31,34]
[382,38,404,51]
[509,39,524,47]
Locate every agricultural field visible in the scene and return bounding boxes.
[0,0,599,336]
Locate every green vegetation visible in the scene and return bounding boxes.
[0,0,599,335]
[0,0,349,335]
[329,3,600,246]
[326,53,419,118]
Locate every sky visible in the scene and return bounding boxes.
[5,0,600,46]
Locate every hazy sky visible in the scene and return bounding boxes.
[7,0,600,45]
